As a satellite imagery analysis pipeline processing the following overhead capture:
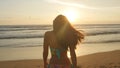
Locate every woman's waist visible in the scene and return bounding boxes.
[51,55,68,59]
[50,56,70,64]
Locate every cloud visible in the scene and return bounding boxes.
[45,0,120,9]
[45,0,96,9]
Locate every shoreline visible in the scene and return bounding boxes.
[0,50,120,68]
[0,43,120,61]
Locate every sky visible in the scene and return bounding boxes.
[0,0,120,25]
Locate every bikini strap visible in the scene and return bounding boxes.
[50,47,61,59]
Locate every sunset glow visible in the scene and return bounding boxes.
[0,0,120,25]
[62,8,79,23]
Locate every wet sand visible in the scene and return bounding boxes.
[0,50,119,68]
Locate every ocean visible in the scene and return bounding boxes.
[0,24,120,61]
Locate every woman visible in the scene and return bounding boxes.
[43,15,84,68]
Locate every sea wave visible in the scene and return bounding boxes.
[0,44,42,48]
[0,31,120,39]
[0,25,52,31]
[0,35,43,39]
[0,29,120,39]
[86,30,120,36]
[84,39,120,44]
[0,24,120,48]
[0,39,120,48]
[0,24,120,31]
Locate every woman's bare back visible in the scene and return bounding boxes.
[46,31,59,48]
[45,31,71,65]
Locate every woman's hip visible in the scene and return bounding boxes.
[47,64,71,68]
[50,57,71,64]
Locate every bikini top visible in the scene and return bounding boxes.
[50,47,66,59]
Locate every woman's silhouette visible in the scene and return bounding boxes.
[43,15,84,68]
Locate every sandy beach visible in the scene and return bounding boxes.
[0,50,119,68]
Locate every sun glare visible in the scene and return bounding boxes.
[62,8,79,23]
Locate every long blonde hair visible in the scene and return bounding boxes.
[53,15,84,49]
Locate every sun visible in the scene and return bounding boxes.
[62,8,79,23]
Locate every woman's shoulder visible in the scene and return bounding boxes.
[45,31,53,34]
[44,31,54,37]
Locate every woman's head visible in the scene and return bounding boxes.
[53,15,70,33]
[53,15,84,49]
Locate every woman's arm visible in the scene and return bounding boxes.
[69,46,77,68]
[43,32,49,68]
